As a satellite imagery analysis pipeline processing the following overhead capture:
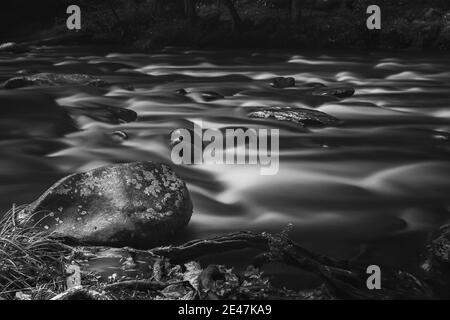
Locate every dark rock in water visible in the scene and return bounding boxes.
[270,77,296,88]
[17,162,193,248]
[312,87,355,99]
[64,105,138,124]
[3,73,109,89]
[198,91,225,101]
[87,79,109,88]
[111,130,129,142]
[0,91,77,139]
[248,106,339,128]
[175,88,188,95]
[176,88,224,101]
[0,42,29,53]
[123,85,135,91]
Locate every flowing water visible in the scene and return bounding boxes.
[1,46,450,277]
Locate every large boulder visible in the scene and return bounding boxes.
[17,162,193,248]
[3,73,108,89]
[248,106,340,128]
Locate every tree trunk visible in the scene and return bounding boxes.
[221,0,242,33]
[290,0,302,23]
[184,0,197,23]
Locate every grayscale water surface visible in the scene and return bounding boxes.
[1,46,449,274]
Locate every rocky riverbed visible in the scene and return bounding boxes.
[0,43,449,299]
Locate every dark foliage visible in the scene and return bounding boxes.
[2,2,450,56]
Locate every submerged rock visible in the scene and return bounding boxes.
[0,42,29,53]
[111,130,129,142]
[270,77,296,88]
[3,73,108,89]
[17,162,193,248]
[248,106,340,128]
[175,89,188,95]
[176,88,225,101]
[312,87,355,99]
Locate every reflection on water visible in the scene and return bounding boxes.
[1,46,449,270]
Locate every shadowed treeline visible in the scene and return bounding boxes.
[1,1,450,52]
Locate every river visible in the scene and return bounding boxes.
[0,46,449,281]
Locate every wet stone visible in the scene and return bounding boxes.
[3,73,109,89]
[270,77,296,88]
[176,88,224,101]
[247,106,340,128]
[17,162,193,248]
[111,130,129,142]
[312,86,355,99]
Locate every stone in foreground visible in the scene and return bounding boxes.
[17,162,193,248]
[248,106,340,128]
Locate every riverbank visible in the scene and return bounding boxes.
[2,203,448,300]
[3,1,450,52]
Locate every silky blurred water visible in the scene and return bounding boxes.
[1,46,449,271]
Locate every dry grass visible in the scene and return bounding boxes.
[0,204,71,299]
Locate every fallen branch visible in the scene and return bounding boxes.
[150,231,434,299]
[150,231,269,264]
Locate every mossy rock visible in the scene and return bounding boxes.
[18,162,193,248]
